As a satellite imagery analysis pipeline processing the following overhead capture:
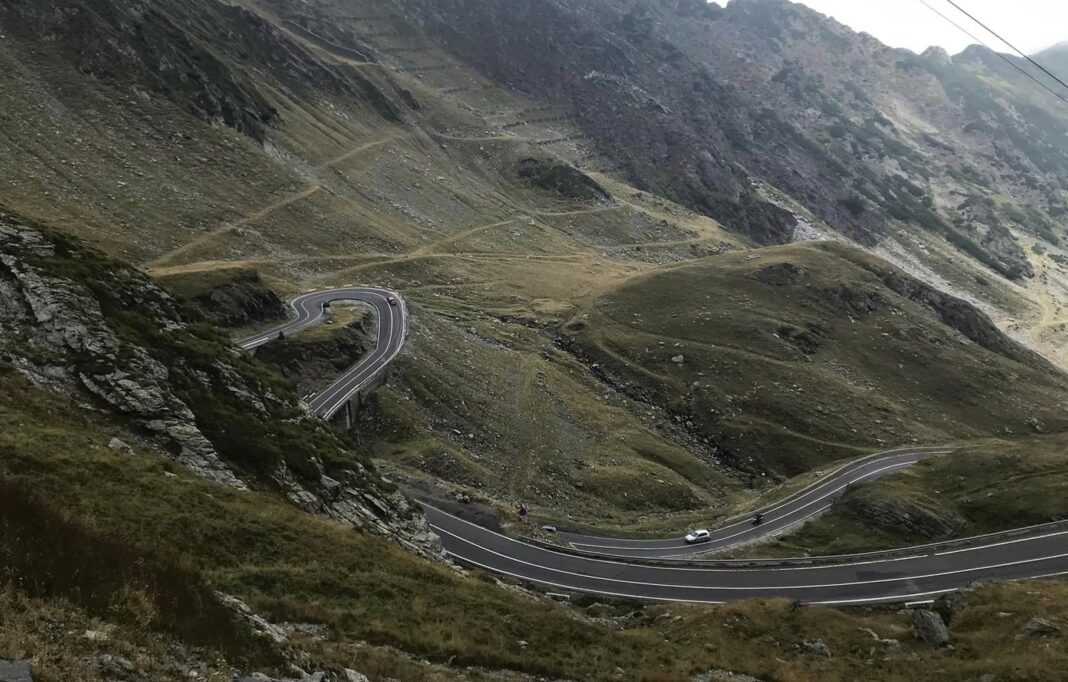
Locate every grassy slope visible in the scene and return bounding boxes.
[1,5,1068,679]
[5,368,1068,681]
[755,434,1068,557]
[364,306,740,528]
[4,0,1066,531]
[0,370,673,680]
[567,241,1068,479]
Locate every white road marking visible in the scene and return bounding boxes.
[239,287,407,420]
[572,460,920,557]
[562,447,953,548]
[433,524,1068,593]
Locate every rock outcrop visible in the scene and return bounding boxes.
[0,220,245,489]
[0,213,441,560]
[1018,617,1060,639]
[0,661,32,682]
[254,310,375,397]
[912,609,951,647]
[844,493,965,540]
[191,271,286,329]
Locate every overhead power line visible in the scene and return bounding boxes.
[941,0,1068,96]
[915,0,1068,105]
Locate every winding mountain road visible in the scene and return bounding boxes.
[557,446,955,560]
[239,287,406,420]
[240,287,1068,604]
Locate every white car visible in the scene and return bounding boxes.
[685,529,712,545]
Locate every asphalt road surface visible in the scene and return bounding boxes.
[238,288,1068,604]
[239,287,406,420]
[425,504,1068,605]
[557,446,955,559]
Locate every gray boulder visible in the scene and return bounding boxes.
[912,609,951,647]
[1018,617,1060,639]
[585,602,615,618]
[798,638,831,657]
[0,660,32,682]
[107,437,134,454]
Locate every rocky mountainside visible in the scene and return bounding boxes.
[1034,42,1068,78]
[0,0,1064,521]
[3,0,1068,679]
[0,211,440,560]
[395,0,1066,269]
[384,0,1068,344]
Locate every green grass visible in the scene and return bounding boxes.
[7,366,1068,681]
[292,304,371,342]
[565,241,1068,480]
[757,435,1068,556]
[0,478,278,669]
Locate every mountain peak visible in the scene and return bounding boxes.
[1036,40,1068,55]
[922,45,952,64]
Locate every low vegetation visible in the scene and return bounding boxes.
[4,368,1068,681]
[760,435,1068,557]
[0,478,276,667]
[565,241,1068,480]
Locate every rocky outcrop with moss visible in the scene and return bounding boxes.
[0,211,440,560]
[843,493,965,541]
[254,313,374,397]
[159,268,287,329]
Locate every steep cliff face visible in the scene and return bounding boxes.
[387,0,802,246]
[158,268,287,329]
[0,0,402,141]
[0,211,440,559]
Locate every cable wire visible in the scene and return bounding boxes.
[942,0,1068,94]
[915,0,1068,105]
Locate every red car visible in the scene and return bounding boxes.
[387,296,398,306]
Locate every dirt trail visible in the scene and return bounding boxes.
[147,185,322,268]
[320,136,395,169]
[1026,257,1067,333]
[427,131,524,144]
[1016,254,1068,368]
[531,204,621,218]
[410,219,515,256]
[508,357,554,500]
[147,136,396,269]
[601,235,722,251]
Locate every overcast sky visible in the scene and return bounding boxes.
[725,0,1068,55]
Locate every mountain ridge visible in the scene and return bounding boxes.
[2,0,1068,679]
